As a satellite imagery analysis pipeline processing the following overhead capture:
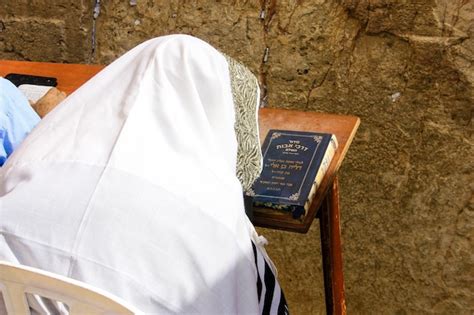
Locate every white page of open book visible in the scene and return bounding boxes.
[18,84,53,103]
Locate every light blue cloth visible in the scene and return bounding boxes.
[0,78,40,166]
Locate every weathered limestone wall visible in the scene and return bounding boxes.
[0,1,91,62]
[1,1,473,314]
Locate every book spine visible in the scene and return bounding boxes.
[303,135,338,214]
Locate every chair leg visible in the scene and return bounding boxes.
[2,283,30,315]
[319,176,346,315]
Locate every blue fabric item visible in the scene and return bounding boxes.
[0,78,40,166]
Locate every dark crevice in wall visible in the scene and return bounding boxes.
[277,1,298,34]
[305,63,333,109]
[258,0,276,107]
[90,0,101,62]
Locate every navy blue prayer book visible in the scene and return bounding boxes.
[247,129,338,219]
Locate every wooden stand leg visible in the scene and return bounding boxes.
[319,176,346,315]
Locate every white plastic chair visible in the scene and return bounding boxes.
[0,260,140,314]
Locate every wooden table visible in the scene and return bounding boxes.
[257,108,359,315]
[1,60,360,315]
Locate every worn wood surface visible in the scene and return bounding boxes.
[0,60,104,95]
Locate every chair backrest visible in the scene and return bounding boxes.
[0,260,140,314]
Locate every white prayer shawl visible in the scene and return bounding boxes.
[0,35,266,314]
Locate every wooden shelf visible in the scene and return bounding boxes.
[254,108,360,233]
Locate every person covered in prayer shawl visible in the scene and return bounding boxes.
[0,77,41,166]
[0,35,289,315]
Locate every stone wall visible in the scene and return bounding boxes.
[1,1,473,314]
[0,1,91,62]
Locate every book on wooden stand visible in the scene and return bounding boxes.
[247,129,338,219]
[5,73,57,103]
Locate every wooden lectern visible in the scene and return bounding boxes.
[0,60,360,315]
[256,108,359,315]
